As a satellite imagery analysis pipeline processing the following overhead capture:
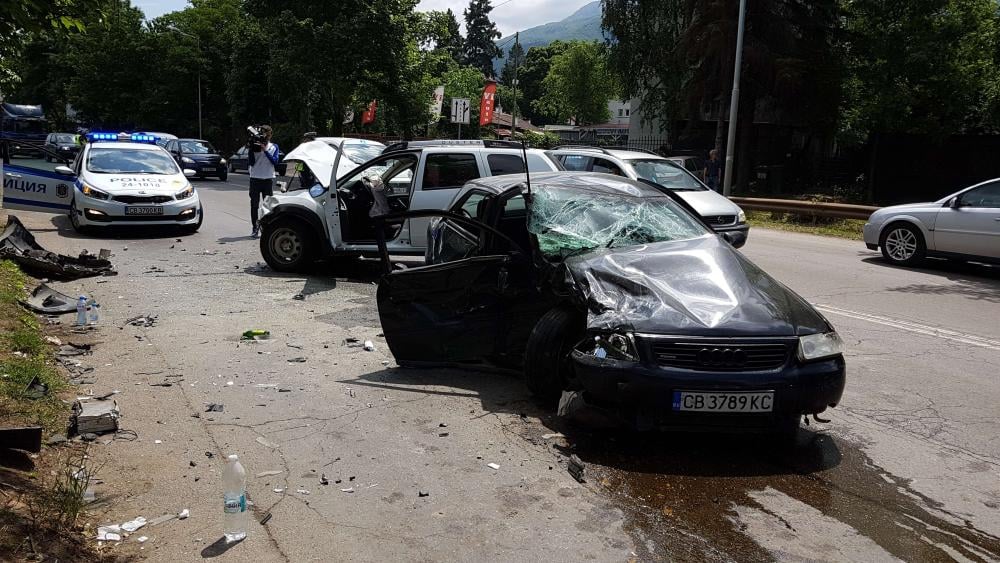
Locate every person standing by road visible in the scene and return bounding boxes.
[704,149,722,192]
[248,125,280,237]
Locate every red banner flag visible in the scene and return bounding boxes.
[361,100,378,125]
[479,82,496,126]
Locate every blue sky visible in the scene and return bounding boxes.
[135,0,594,36]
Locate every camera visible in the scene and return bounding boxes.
[247,125,267,152]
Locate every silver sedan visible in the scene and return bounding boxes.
[863,180,1000,266]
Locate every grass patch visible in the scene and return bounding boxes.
[0,259,69,435]
[746,210,866,240]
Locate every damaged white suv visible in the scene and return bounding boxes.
[258,140,561,272]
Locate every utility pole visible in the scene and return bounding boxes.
[511,32,519,139]
[722,0,748,197]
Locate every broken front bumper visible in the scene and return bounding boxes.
[569,350,845,430]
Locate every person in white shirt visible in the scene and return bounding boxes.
[247,124,280,237]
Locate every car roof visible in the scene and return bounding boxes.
[464,171,669,198]
[316,137,386,147]
[177,138,210,143]
[86,142,164,151]
[548,146,664,161]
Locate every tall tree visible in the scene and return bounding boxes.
[500,41,524,85]
[534,41,617,125]
[432,9,465,65]
[463,0,502,77]
[517,41,569,126]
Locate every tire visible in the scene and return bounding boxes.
[260,218,316,273]
[229,162,236,173]
[68,200,94,235]
[879,222,925,266]
[178,204,204,235]
[773,415,802,448]
[219,170,228,182]
[524,306,583,404]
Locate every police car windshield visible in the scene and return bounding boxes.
[87,148,179,175]
[180,140,216,154]
[342,143,384,165]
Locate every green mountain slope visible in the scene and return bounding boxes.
[493,1,603,74]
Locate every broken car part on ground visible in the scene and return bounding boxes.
[0,215,114,279]
[374,172,846,433]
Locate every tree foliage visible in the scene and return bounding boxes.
[534,41,617,125]
[463,0,502,77]
[517,41,569,126]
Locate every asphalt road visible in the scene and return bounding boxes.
[8,171,1000,561]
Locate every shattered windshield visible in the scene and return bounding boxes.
[628,159,706,191]
[528,187,709,258]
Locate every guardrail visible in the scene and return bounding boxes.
[730,197,880,221]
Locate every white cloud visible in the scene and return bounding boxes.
[417,0,595,37]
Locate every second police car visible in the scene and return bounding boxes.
[54,132,204,234]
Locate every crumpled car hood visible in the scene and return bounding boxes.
[561,235,829,336]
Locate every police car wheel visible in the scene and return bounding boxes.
[261,219,314,273]
[219,171,228,182]
[69,202,94,235]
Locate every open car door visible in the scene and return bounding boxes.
[374,209,532,366]
[1,141,76,213]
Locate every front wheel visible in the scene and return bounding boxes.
[524,307,583,404]
[219,170,228,182]
[228,162,236,173]
[880,223,925,266]
[260,218,316,273]
[68,201,94,235]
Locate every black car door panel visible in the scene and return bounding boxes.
[377,255,512,364]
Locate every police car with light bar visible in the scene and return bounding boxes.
[2,132,204,234]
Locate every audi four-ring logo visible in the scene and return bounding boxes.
[697,347,748,367]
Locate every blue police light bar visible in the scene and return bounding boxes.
[87,132,119,142]
[130,133,157,143]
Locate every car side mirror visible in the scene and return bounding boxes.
[183,169,196,178]
[949,197,962,209]
[721,231,745,248]
[54,165,75,176]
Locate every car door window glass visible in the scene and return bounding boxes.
[430,219,481,264]
[339,155,417,197]
[487,154,525,176]
[454,191,490,219]
[422,153,480,190]
[960,183,1000,208]
[592,158,624,176]
[560,154,591,171]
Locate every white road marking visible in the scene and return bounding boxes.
[817,305,1000,351]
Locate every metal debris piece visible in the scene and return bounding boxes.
[259,512,272,525]
[292,294,305,301]
[320,474,329,485]
[287,357,307,363]
[487,463,500,470]
[340,487,354,493]
[418,491,429,497]
[124,315,157,328]
[205,403,224,412]
[567,455,586,483]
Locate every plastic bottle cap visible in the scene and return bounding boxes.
[228,454,238,461]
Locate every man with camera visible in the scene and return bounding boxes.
[247,124,280,237]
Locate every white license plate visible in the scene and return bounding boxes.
[672,391,774,413]
[125,206,163,216]
[202,165,215,171]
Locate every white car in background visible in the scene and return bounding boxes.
[863,179,1000,266]
[547,146,749,246]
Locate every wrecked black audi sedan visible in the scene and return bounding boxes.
[374,172,845,433]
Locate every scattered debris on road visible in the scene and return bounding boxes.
[256,436,279,449]
[0,216,115,279]
[72,398,120,435]
[19,283,78,314]
[287,357,307,363]
[97,525,122,542]
[123,315,158,328]
[363,340,375,351]
[567,455,586,483]
[487,463,500,470]
[256,470,282,478]
[22,375,48,399]
[241,329,270,340]
[178,508,189,520]
[205,403,224,412]
[418,491,430,497]
[260,512,273,525]
[121,516,147,532]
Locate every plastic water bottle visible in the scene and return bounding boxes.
[223,454,248,542]
[75,296,88,326]
[88,302,100,325]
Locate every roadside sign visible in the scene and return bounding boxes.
[451,98,470,124]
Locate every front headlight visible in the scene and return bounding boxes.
[582,333,639,362]
[798,332,844,362]
[181,156,195,164]
[737,210,747,223]
[80,183,110,200]
[220,158,227,165]
[175,185,195,200]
